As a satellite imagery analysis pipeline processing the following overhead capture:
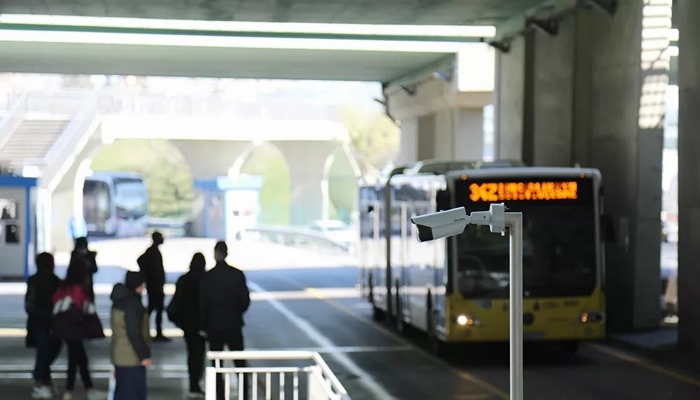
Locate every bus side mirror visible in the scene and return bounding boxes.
[436,190,450,209]
[601,215,615,243]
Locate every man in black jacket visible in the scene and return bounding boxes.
[25,252,62,399]
[137,231,169,341]
[169,253,206,398]
[200,241,251,400]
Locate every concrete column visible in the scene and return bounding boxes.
[171,140,249,238]
[677,0,700,352]
[532,18,575,167]
[387,73,491,163]
[277,140,341,225]
[399,108,485,163]
[495,0,667,332]
[495,33,532,162]
[396,117,418,165]
[581,0,667,332]
[452,108,484,160]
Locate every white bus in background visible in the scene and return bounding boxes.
[83,172,149,237]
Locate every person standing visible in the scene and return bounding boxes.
[70,237,98,302]
[200,241,251,400]
[52,258,105,400]
[110,271,152,400]
[137,231,169,342]
[26,252,62,399]
[168,253,207,398]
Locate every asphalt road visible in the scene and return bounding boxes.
[1,238,696,399]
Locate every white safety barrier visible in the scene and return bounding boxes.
[206,351,350,400]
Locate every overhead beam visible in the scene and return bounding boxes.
[0,14,495,44]
[383,55,456,93]
[491,0,578,45]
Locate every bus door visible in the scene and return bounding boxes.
[397,201,410,321]
[371,199,385,305]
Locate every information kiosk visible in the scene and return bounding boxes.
[0,175,37,279]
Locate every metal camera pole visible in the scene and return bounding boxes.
[505,211,523,400]
[468,204,523,399]
[410,203,523,399]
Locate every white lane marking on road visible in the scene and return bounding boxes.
[248,281,397,400]
[306,292,510,400]
[0,372,187,379]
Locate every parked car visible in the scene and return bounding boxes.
[308,219,356,251]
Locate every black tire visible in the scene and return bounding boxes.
[369,280,385,322]
[426,296,447,356]
[372,304,385,322]
[395,284,405,334]
[560,340,580,355]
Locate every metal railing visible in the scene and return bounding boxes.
[242,226,353,254]
[96,88,339,120]
[37,94,101,190]
[0,92,27,152]
[206,351,350,400]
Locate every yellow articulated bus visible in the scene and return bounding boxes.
[358,164,606,354]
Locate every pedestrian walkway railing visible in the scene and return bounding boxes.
[206,351,350,400]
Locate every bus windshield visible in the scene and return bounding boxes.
[83,180,111,229]
[454,178,597,298]
[114,178,147,220]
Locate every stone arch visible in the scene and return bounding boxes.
[323,143,361,224]
[234,142,291,226]
[87,139,194,235]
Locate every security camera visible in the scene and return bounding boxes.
[410,207,468,242]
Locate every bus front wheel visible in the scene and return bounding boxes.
[369,279,384,322]
[394,282,405,334]
[427,299,447,356]
[560,340,580,355]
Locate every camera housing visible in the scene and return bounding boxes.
[410,207,468,242]
[410,204,506,242]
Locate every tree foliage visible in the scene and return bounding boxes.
[239,143,291,225]
[339,105,400,178]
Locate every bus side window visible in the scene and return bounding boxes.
[601,215,615,243]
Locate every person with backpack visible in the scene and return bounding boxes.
[110,271,152,400]
[52,257,106,400]
[25,252,62,399]
[137,231,169,342]
[168,253,207,399]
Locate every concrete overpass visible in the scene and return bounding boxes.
[1,0,700,354]
[0,88,362,252]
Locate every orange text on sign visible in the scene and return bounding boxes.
[468,181,579,202]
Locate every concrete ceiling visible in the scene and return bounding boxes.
[0,0,546,26]
[0,0,553,84]
[0,38,465,82]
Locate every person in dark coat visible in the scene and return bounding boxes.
[70,237,98,302]
[137,231,169,342]
[200,241,251,400]
[169,253,206,398]
[110,271,151,400]
[25,252,62,399]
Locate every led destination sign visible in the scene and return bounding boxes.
[468,181,579,202]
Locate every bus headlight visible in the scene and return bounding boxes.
[579,312,604,324]
[456,314,479,327]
